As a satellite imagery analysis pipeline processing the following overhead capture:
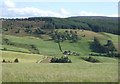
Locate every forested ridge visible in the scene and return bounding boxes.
[2,16,119,35]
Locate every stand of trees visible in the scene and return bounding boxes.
[104,40,117,56]
[50,30,79,43]
[90,37,105,53]
[90,37,117,57]
[50,30,79,53]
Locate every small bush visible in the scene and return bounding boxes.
[3,48,7,50]
[50,56,72,63]
[2,59,6,63]
[82,56,100,63]
[14,58,19,63]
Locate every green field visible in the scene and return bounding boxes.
[2,60,118,82]
[1,30,119,82]
[2,51,44,63]
[2,30,119,55]
[2,45,30,53]
[2,51,118,82]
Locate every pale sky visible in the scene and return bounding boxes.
[0,0,119,18]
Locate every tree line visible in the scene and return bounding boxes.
[90,37,119,57]
[2,17,119,35]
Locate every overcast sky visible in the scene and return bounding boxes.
[1,0,119,18]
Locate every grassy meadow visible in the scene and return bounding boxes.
[2,59,118,82]
[1,30,119,82]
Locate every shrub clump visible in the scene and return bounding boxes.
[14,58,19,63]
[82,56,100,63]
[2,59,6,63]
[50,56,72,63]
[3,48,7,51]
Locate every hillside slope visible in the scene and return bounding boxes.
[2,16,119,35]
[1,30,118,82]
[2,30,119,57]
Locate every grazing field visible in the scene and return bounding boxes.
[2,51,44,63]
[3,35,62,56]
[2,56,118,82]
[3,30,116,56]
[2,45,30,53]
[1,30,119,82]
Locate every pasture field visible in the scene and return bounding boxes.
[1,30,119,82]
[2,45,30,53]
[2,51,44,63]
[3,35,62,56]
[3,30,117,56]
[2,56,118,82]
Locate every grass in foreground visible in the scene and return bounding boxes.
[2,59,118,82]
[2,51,118,82]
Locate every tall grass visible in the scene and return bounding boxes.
[2,51,44,63]
[2,59,118,82]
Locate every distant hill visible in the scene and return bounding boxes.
[2,16,119,35]
[70,16,117,19]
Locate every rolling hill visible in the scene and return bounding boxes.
[1,16,119,82]
[2,16,119,35]
[1,30,119,82]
